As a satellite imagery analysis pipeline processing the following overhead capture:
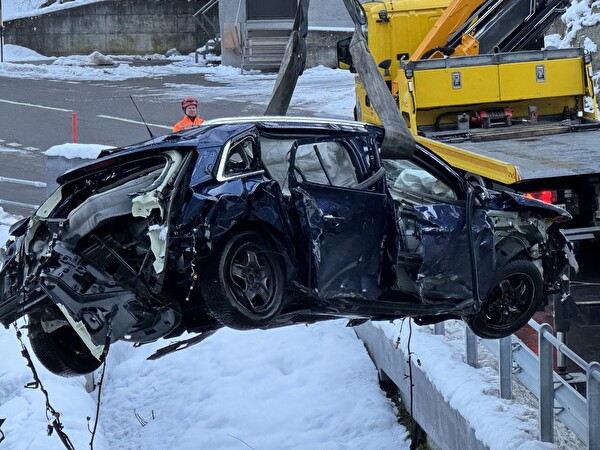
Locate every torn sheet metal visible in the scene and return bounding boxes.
[490,191,572,220]
[291,184,388,300]
[415,204,495,301]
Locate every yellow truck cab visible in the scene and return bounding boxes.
[344,0,452,125]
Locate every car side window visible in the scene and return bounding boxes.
[224,139,255,176]
[295,141,358,188]
[384,159,457,201]
[217,137,264,182]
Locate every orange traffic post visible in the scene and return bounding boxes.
[72,112,78,143]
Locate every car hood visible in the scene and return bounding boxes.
[488,190,572,221]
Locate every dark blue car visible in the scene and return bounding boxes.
[0,117,573,376]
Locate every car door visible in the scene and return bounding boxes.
[384,155,495,302]
[288,137,389,300]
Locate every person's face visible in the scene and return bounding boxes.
[185,105,197,117]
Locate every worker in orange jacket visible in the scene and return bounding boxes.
[173,96,204,132]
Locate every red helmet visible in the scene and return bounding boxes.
[181,96,198,110]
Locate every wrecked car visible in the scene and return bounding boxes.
[0,117,574,376]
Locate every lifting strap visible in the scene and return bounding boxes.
[265,0,415,158]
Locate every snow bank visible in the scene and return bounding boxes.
[45,143,114,159]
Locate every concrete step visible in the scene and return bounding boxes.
[242,30,291,72]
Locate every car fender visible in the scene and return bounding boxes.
[202,180,286,238]
[203,193,249,241]
[202,180,298,280]
[495,234,532,269]
[495,191,572,221]
[8,216,30,237]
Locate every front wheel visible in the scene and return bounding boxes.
[28,318,102,377]
[465,258,543,339]
[202,231,285,330]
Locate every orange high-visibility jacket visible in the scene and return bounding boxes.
[173,115,204,132]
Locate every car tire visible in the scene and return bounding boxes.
[202,230,285,330]
[28,319,102,377]
[465,258,543,339]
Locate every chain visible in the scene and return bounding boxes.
[185,230,199,302]
[88,345,109,449]
[88,308,115,450]
[13,309,114,450]
[394,319,423,450]
[13,322,76,450]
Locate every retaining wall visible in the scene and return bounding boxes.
[4,0,216,56]
[354,322,489,450]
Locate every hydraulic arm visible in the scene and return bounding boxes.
[412,0,570,59]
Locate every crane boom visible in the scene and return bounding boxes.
[412,0,569,60]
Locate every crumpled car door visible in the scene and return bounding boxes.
[412,204,494,302]
[386,159,495,303]
[287,138,389,299]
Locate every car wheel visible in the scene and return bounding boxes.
[28,319,102,377]
[466,258,543,339]
[202,230,285,330]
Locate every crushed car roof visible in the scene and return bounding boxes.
[136,116,379,150]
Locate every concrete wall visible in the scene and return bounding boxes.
[355,323,490,450]
[306,29,352,68]
[219,0,353,69]
[4,0,217,56]
[307,0,355,29]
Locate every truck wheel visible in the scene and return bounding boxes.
[202,230,285,330]
[28,319,102,377]
[465,258,543,339]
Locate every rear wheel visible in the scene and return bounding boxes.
[202,231,285,330]
[466,258,543,339]
[28,318,102,377]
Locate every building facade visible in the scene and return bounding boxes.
[219,0,354,70]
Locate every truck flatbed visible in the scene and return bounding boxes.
[423,122,600,182]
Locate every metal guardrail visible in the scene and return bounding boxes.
[434,320,600,449]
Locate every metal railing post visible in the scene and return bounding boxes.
[588,362,600,450]
[539,323,554,443]
[499,335,512,400]
[465,327,478,368]
[556,331,567,374]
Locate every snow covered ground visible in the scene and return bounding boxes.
[0,0,596,448]
[2,0,106,21]
[0,298,410,449]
